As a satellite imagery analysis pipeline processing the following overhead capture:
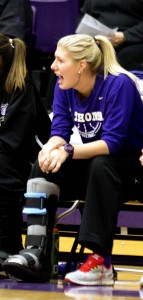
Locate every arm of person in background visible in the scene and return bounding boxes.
[108,21,143,48]
[107,32,126,48]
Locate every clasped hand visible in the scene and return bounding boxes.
[38,141,69,173]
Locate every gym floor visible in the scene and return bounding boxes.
[0,236,142,300]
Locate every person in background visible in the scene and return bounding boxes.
[80,0,143,71]
[0,33,51,264]
[0,0,33,45]
[3,33,143,284]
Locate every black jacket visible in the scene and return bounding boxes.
[81,0,143,43]
[0,0,33,43]
[0,75,51,194]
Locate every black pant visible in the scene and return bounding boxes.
[0,153,32,254]
[0,194,24,254]
[30,154,143,255]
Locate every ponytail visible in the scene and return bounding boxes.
[5,37,26,93]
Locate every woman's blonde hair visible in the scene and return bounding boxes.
[58,34,138,87]
[0,34,26,93]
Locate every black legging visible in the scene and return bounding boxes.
[0,193,24,254]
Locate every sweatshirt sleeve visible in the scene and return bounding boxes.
[50,82,74,142]
[101,75,138,154]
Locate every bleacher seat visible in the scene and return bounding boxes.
[30,0,79,53]
[28,0,79,109]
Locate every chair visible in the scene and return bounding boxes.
[28,0,79,109]
[56,198,143,276]
[29,0,79,53]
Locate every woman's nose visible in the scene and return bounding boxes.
[51,60,56,70]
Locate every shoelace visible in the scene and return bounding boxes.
[79,254,104,272]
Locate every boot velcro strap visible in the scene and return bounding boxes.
[20,253,37,268]
[25,235,46,248]
[6,248,44,269]
[25,197,46,209]
[27,215,47,226]
[20,247,43,258]
[20,248,44,267]
[23,194,47,215]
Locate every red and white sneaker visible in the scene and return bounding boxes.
[65,253,114,286]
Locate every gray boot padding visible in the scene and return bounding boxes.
[3,178,60,282]
[26,177,60,197]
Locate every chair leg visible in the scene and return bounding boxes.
[62,234,79,276]
[62,234,86,276]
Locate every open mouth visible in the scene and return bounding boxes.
[58,76,63,84]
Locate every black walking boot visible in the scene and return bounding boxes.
[3,178,60,282]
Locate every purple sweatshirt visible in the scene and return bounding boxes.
[51,73,143,156]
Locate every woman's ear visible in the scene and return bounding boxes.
[78,59,87,73]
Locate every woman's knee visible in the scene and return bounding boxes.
[89,156,117,179]
[90,155,109,169]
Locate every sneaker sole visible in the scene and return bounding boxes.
[65,277,114,286]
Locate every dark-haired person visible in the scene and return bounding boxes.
[0,0,33,43]
[0,34,51,261]
[80,0,143,71]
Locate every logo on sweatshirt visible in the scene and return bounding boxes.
[74,111,103,139]
[0,103,8,116]
[98,96,103,100]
